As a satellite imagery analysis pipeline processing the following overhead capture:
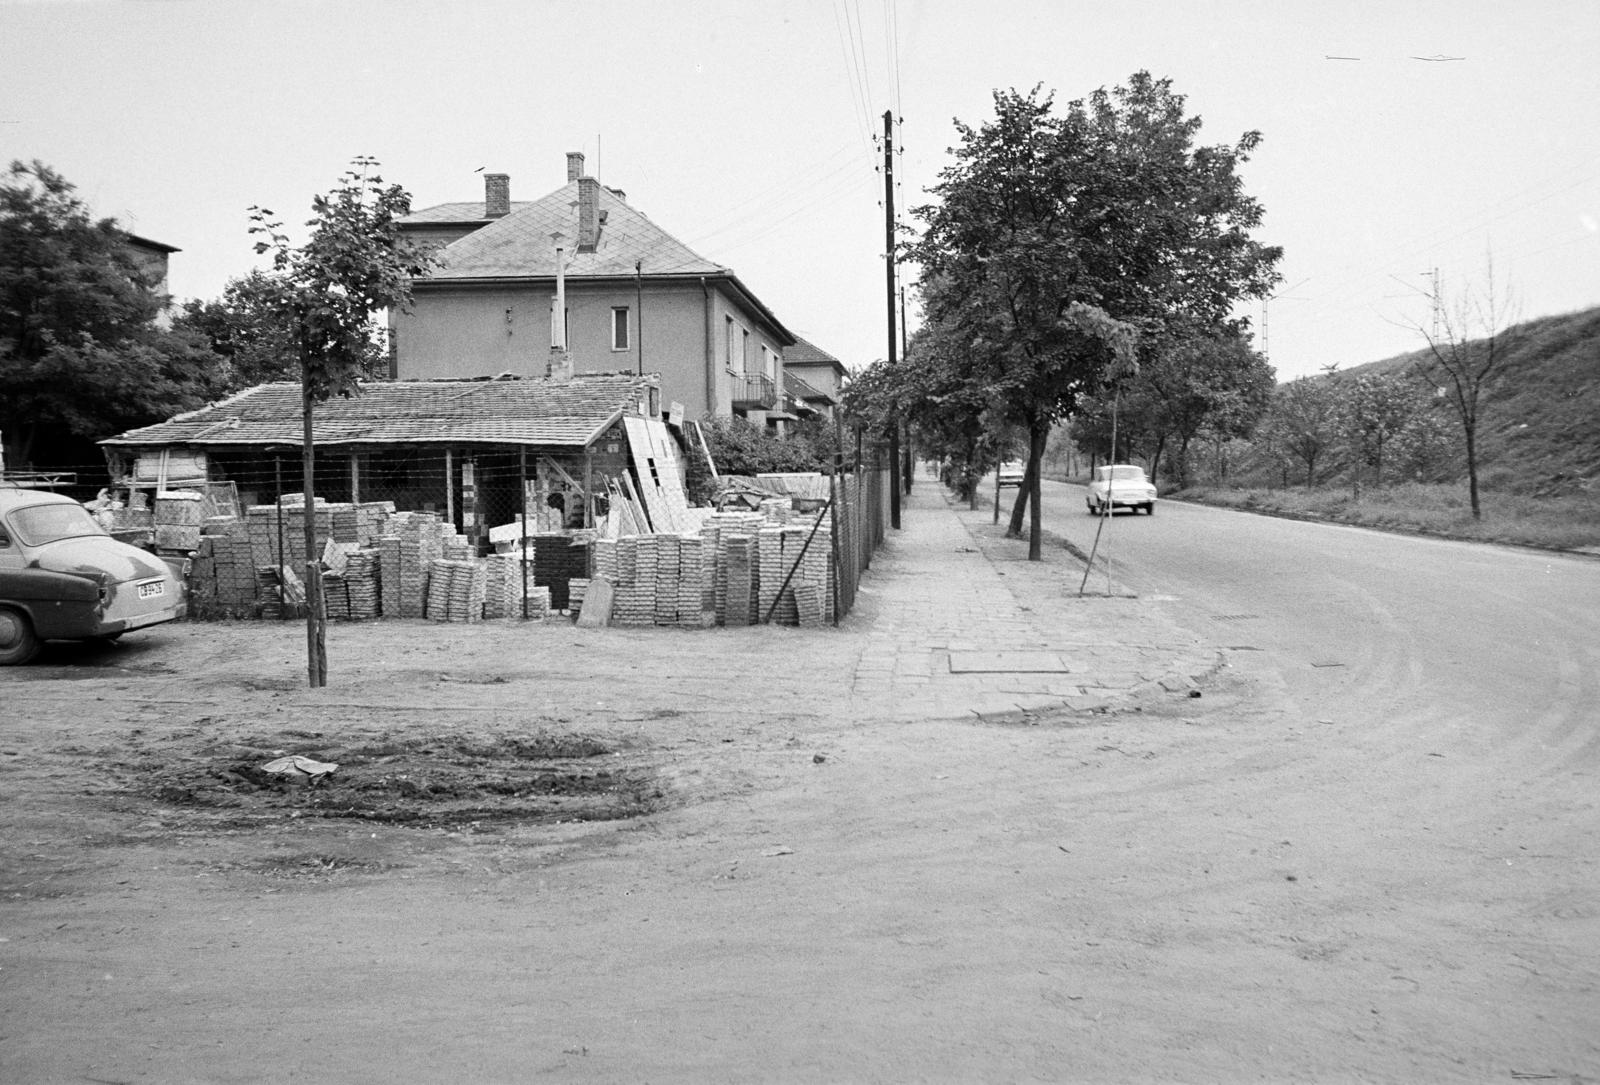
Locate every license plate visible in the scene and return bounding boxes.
[137,580,165,600]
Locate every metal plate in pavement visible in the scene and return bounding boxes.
[948,651,1071,674]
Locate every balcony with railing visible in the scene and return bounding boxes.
[731,371,777,410]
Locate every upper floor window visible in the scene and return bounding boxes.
[725,317,738,371]
[611,306,630,351]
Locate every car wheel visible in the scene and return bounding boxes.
[1086,500,1097,515]
[1144,503,1154,515]
[0,606,41,666]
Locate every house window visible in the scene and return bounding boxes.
[611,306,630,351]
[725,317,738,372]
[742,329,751,374]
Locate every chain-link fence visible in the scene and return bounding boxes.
[11,443,891,628]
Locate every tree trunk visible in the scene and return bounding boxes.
[1006,456,1033,538]
[1025,422,1046,560]
[301,359,327,689]
[1465,421,1481,519]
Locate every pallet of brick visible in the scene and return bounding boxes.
[794,581,825,627]
[568,577,590,617]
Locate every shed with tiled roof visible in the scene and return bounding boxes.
[99,373,659,536]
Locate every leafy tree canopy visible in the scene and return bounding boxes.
[247,157,433,402]
[0,159,225,465]
[903,73,1281,555]
[176,269,387,392]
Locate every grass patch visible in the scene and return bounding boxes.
[1173,482,1600,552]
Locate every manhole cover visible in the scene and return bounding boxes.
[948,651,1070,674]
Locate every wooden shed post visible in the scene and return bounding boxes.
[349,452,361,504]
[445,449,455,529]
[583,450,595,528]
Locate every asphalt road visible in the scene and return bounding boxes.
[1035,478,1600,752]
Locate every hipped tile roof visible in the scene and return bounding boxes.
[411,182,724,281]
[784,336,849,375]
[100,374,655,450]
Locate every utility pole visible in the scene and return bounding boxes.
[884,109,900,529]
[1427,267,1442,341]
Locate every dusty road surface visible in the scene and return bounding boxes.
[3,482,1598,1084]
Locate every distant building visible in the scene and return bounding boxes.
[393,152,797,427]
[782,337,849,420]
[123,233,180,327]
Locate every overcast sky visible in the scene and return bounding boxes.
[3,0,1596,382]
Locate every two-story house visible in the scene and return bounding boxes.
[781,337,850,421]
[391,153,796,427]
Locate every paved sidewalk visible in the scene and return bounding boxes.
[846,467,1220,722]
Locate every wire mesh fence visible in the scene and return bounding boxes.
[7,444,892,629]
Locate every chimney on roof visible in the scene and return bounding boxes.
[484,173,510,218]
[577,176,601,252]
[566,151,585,183]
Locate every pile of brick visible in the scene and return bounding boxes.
[426,558,487,622]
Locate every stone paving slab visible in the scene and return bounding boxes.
[847,470,1220,722]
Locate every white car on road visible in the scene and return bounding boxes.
[1086,464,1156,516]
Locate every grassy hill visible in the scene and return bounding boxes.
[1331,304,1600,495]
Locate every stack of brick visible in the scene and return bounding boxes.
[723,535,755,626]
[483,554,521,619]
[652,535,679,625]
[188,523,257,613]
[609,537,643,625]
[153,491,204,551]
[522,584,553,620]
[676,535,707,627]
[568,577,590,616]
[756,525,784,624]
[385,512,446,619]
[758,496,793,524]
[325,548,380,621]
[426,558,486,622]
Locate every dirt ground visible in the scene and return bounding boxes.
[3,545,1598,1083]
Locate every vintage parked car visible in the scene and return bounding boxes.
[997,460,1026,486]
[0,487,185,665]
[1086,464,1157,516]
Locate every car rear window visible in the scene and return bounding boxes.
[1096,466,1148,482]
[8,503,108,546]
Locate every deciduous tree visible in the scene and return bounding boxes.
[907,75,1280,558]
[0,159,224,466]
[248,157,433,687]
[1411,255,1519,518]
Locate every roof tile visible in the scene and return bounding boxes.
[101,374,655,450]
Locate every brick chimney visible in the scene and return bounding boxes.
[577,176,600,252]
[566,151,585,183]
[484,173,510,218]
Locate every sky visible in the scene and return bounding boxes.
[2,0,1596,383]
